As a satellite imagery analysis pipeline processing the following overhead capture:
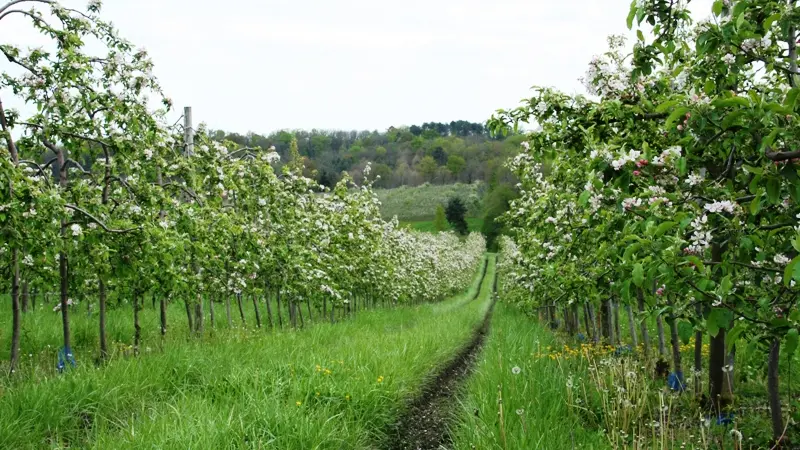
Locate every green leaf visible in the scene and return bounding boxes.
[760,128,781,152]
[704,80,716,95]
[685,256,705,272]
[735,12,746,30]
[708,308,733,337]
[785,87,800,109]
[678,157,687,176]
[785,255,800,286]
[623,243,641,261]
[626,0,637,29]
[727,324,745,353]
[636,30,644,42]
[721,110,745,130]
[655,99,680,113]
[712,0,723,15]
[750,189,763,216]
[718,275,733,297]
[786,329,800,357]
[665,106,689,129]
[707,319,720,338]
[678,321,694,345]
[764,13,781,31]
[732,1,747,17]
[749,174,762,195]
[632,263,644,287]
[741,164,763,175]
[578,190,591,206]
[655,221,676,237]
[767,178,781,204]
[713,96,750,108]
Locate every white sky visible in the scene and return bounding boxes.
[2,0,715,134]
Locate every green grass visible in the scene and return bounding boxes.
[399,217,484,233]
[375,182,486,220]
[0,257,495,449]
[450,302,608,450]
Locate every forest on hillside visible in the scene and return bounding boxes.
[208,121,524,189]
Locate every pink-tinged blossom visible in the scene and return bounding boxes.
[622,197,642,210]
[656,285,665,296]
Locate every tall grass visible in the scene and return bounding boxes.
[0,257,495,449]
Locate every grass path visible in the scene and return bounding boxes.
[0,257,495,449]
[383,254,496,450]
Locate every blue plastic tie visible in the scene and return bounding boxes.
[667,371,686,391]
[57,346,77,373]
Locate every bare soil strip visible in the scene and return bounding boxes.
[382,265,495,450]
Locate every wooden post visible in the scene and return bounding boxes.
[183,106,194,156]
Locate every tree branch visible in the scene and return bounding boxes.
[21,122,108,146]
[765,147,800,162]
[64,204,140,234]
[703,260,783,274]
[0,0,52,15]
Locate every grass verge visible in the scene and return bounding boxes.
[0,258,494,449]
[450,301,608,449]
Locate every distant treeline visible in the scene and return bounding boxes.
[209,121,524,189]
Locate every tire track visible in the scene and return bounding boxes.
[382,256,496,450]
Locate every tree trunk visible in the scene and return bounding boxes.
[264,289,274,329]
[306,297,312,322]
[637,289,650,360]
[30,288,36,311]
[668,299,683,380]
[236,293,246,325]
[626,304,638,348]
[9,250,20,374]
[59,250,71,353]
[225,295,233,327]
[582,304,592,338]
[298,300,305,328]
[160,297,167,336]
[194,295,203,334]
[209,296,216,328]
[276,290,283,328]
[184,298,194,334]
[2,98,21,375]
[252,293,262,328]
[767,338,784,445]
[601,300,612,343]
[656,314,667,357]
[133,293,141,356]
[694,303,704,397]
[588,303,599,344]
[21,281,29,313]
[99,279,108,360]
[709,328,727,416]
[613,300,622,345]
[330,300,335,324]
[708,243,732,415]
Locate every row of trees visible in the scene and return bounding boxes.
[211,124,522,189]
[0,0,486,374]
[495,0,799,446]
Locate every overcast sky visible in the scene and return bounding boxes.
[3,0,715,134]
